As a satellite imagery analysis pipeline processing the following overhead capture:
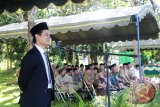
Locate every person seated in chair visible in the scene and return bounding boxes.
[72,68,83,89]
[84,66,94,91]
[78,64,85,79]
[110,64,126,90]
[55,68,68,92]
[63,68,77,96]
[95,70,107,96]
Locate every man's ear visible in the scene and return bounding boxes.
[35,34,39,40]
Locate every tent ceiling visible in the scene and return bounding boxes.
[0,4,159,45]
[0,0,85,13]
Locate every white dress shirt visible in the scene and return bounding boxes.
[35,44,53,89]
[133,69,140,79]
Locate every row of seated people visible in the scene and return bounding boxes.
[15,61,140,98]
[53,62,137,97]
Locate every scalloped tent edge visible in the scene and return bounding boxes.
[114,39,160,50]
[0,0,85,13]
[0,4,159,45]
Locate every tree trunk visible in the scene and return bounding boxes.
[130,0,138,6]
[88,44,91,64]
[6,42,9,70]
[72,45,76,65]
[27,6,37,50]
[65,45,69,63]
[133,40,138,64]
[149,0,156,10]
[9,59,12,70]
[103,43,106,53]
[93,55,97,63]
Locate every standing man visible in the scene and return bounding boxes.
[18,22,54,107]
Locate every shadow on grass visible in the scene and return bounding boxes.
[52,101,79,107]
[0,95,19,105]
[0,101,79,107]
[1,88,19,96]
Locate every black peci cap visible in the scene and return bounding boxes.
[126,62,131,65]
[109,64,116,69]
[30,22,49,37]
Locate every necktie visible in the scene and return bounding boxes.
[44,52,52,84]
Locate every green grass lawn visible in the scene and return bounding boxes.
[0,69,160,107]
[0,70,19,107]
[0,70,79,107]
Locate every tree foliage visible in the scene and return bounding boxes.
[0,10,27,26]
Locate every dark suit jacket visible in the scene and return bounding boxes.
[18,46,55,107]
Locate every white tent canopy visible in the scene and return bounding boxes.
[114,39,160,50]
[0,4,159,44]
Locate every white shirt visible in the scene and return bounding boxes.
[35,44,53,89]
[55,75,65,86]
[63,74,73,83]
[133,69,140,79]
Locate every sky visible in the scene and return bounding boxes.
[154,0,160,9]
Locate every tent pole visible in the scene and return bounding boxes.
[104,54,110,107]
[135,15,143,82]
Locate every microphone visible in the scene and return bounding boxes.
[51,41,63,49]
[50,41,71,53]
[56,41,62,47]
[51,44,58,49]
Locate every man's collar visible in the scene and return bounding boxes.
[35,44,45,53]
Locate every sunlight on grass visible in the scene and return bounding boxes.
[0,85,20,105]
[0,60,7,70]
[1,87,18,93]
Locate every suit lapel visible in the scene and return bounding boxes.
[32,46,48,80]
[33,46,54,86]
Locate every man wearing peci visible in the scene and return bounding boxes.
[18,22,55,107]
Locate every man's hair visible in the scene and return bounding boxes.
[80,64,84,67]
[73,68,77,71]
[100,63,104,66]
[64,63,68,66]
[33,30,43,43]
[66,68,72,73]
[94,67,99,71]
[75,65,79,68]
[94,62,98,65]
[85,65,90,71]
[58,68,65,74]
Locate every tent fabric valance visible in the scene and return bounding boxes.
[0,4,159,45]
[114,39,160,50]
[0,0,85,13]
